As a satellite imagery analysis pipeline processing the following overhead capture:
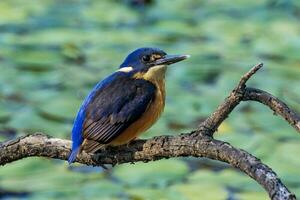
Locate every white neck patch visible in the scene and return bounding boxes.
[118,67,133,72]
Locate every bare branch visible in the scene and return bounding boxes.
[237,63,263,90]
[0,63,299,200]
[197,63,300,137]
[244,88,300,133]
[0,133,296,200]
[197,63,264,136]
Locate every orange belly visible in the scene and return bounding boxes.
[110,81,165,145]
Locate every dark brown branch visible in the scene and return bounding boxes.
[0,133,296,200]
[0,63,299,200]
[197,63,264,136]
[197,63,300,137]
[244,88,300,133]
[237,63,263,90]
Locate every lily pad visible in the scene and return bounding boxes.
[0,104,11,123]
[170,182,227,200]
[188,169,262,192]
[37,94,81,122]
[7,107,71,137]
[113,159,189,187]
[12,50,61,71]
[236,191,268,200]
[127,188,183,200]
[0,158,106,197]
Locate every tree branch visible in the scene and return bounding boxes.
[0,133,296,200]
[0,63,299,200]
[197,63,300,136]
[244,88,300,132]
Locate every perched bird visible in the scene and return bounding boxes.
[68,47,189,163]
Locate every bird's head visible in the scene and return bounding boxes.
[119,47,189,80]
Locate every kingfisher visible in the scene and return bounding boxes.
[68,47,189,163]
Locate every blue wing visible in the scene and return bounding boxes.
[68,72,124,163]
[68,71,156,163]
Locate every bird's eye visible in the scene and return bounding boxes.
[142,55,151,62]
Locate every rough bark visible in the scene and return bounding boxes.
[0,63,299,200]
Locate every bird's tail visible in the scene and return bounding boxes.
[68,140,104,164]
[68,147,80,164]
[83,139,105,153]
[68,109,85,164]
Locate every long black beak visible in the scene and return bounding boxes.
[153,54,190,66]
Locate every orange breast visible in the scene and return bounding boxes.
[110,79,165,145]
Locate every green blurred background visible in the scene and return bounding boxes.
[0,0,300,199]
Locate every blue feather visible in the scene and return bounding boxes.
[68,72,123,163]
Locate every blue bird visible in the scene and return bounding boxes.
[68,47,189,163]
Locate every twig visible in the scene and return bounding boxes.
[237,63,263,90]
[197,63,264,136]
[244,88,300,133]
